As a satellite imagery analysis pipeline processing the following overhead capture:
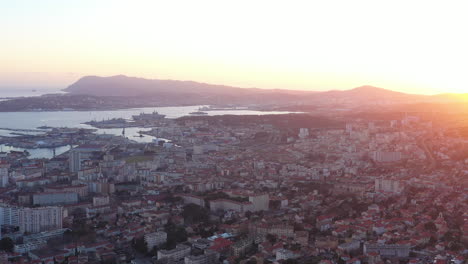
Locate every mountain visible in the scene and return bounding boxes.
[64,75,466,106]
[64,75,316,105]
[65,75,241,96]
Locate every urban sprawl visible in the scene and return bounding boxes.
[0,111,466,264]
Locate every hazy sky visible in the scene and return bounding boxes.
[2,0,467,94]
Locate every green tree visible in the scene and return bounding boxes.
[132,237,148,254]
[245,211,253,219]
[182,203,209,224]
[284,259,298,264]
[424,221,437,231]
[266,233,277,244]
[246,258,257,264]
[0,237,14,252]
[164,222,188,249]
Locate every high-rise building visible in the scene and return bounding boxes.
[0,162,10,188]
[298,128,309,139]
[145,231,167,251]
[371,151,402,163]
[0,204,20,227]
[18,206,63,234]
[69,144,106,173]
[157,244,191,261]
[375,178,404,194]
[248,193,269,211]
[32,192,78,206]
[184,250,219,264]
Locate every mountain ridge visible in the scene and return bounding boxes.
[64,75,467,105]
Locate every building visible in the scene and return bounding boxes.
[92,195,110,207]
[231,238,253,257]
[248,194,269,212]
[19,206,63,234]
[69,144,107,173]
[14,239,47,253]
[375,178,404,194]
[145,231,167,251]
[0,162,9,188]
[371,151,402,163]
[276,249,299,261]
[0,204,20,227]
[44,184,88,198]
[157,244,191,262]
[140,173,164,187]
[338,240,360,253]
[88,181,115,194]
[86,205,112,218]
[298,128,309,139]
[219,191,269,212]
[209,199,252,213]
[184,250,219,264]
[33,192,78,206]
[250,223,295,238]
[179,194,205,207]
[364,243,410,258]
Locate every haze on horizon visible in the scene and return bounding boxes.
[1,0,468,95]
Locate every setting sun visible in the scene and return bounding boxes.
[2,0,467,94]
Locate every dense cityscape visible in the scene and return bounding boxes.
[2,1,468,264]
[0,109,466,264]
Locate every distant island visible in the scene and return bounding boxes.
[0,75,466,112]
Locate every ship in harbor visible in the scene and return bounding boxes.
[132,111,166,121]
[189,111,208,116]
[198,106,248,111]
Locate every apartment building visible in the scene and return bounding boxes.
[145,231,167,251]
[18,206,63,233]
[157,244,191,262]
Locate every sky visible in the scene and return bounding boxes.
[1,0,468,94]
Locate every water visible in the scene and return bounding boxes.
[0,88,64,100]
[0,106,295,159]
[0,145,72,160]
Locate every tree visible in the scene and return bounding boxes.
[424,221,437,231]
[164,222,188,249]
[246,258,257,264]
[245,211,253,219]
[132,237,148,254]
[284,259,298,264]
[266,233,277,244]
[0,237,14,252]
[182,204,209,224]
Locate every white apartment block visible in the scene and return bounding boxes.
[209,199,252,213]
[145,231,167,251]
[179,194,205,207]
[33,192,78,206]
[0,204,20,227]
[371,151,402,163]
[276,249,298,261]
[19,206,63,234]
[157,244,191,261]
[248,194,269,212]
[0,162,9,188]
[93,195,110,207]
[375,178,404,194]
[184,250,219,264]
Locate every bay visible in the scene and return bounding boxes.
[0,106,295,159]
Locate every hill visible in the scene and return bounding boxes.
[61,75,468,107]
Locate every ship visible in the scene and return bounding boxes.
[132,111,166,121]
[189,111,208,116]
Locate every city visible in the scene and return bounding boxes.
[2,1,468,264]
[0,110,466,264]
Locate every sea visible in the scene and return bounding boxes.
[0,88,65,101]
[0,89,294,159]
